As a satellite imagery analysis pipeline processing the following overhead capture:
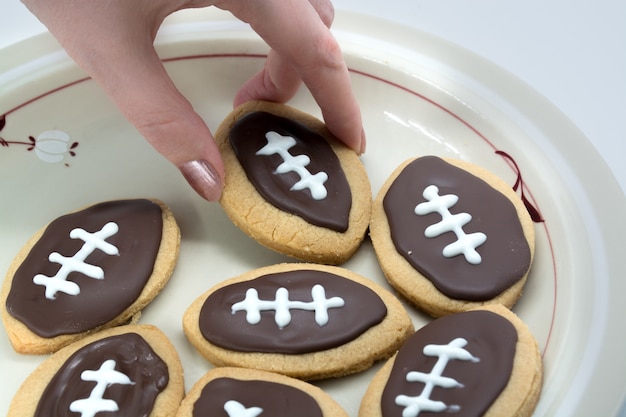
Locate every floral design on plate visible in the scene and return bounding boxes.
[0,114,79,165]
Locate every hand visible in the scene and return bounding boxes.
[21,0,365,201]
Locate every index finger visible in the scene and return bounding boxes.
[215,0,366,153]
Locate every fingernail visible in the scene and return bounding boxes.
[178,159,223,201]
[359,128,367,155]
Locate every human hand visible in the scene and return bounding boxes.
[21,0,365,201]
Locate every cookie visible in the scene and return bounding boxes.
[215,100,372,265]
[175,367,348,417]
[7,324,184,417]
[182,263,414,380]
[359,304,543,417]
[1,199,181,354]
[370,156,535,317]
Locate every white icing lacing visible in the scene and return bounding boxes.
[224,400,263,417]
[414,185,487,265]
[33,222,120,299]
[69,359,134,417]
[395,338,479,417]
[256,131,328,200]
[231,284,345,329]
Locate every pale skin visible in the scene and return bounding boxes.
[21,0,365,201]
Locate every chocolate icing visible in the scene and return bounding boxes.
[198,269,387,353]
[383,156,532,301]
[192,377,323,417]
[229,111,352,232]
[6,199,163,337]
[381,310,518,417]
[35,332,169,417]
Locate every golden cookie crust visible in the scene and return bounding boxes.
[7,324,184,417]
[175,367,348,417]
[370,157,535,317]
[182,263,414,381]
[215,101,372,265]
[1,199,181,354]
[359,304,543,417]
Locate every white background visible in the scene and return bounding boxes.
[1,0,625,414]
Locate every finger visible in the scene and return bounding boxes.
[114,57,225,201]
[218,0,366,154]
[89,50,225,202]
[307,0,335,27]
[233,50,302,107]
[233,0,333,107]
[23,0,224,201]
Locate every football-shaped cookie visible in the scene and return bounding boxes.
[1,199,180,354]
[215,101,372,265]
[229,109,352,232]
[7,325,184,417]
[175,367,348,417]
[359,305,543,417]
[370,156,535,316]
[183,263,413,380]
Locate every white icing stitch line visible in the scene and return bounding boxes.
[69,359,134,417]
[414,185,487,265]
[231,284,345,329]
[224,400,263,417]
[33,222,119,299]
[256,131,329,200]
[395,338,479,416]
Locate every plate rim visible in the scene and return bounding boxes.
[1,8,625,417]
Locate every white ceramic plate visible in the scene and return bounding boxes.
[1,9,625,417]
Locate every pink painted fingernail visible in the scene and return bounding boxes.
[179,159,223,201]
[359,128,367,154]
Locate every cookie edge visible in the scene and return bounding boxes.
[175,366,348,417]
[370,157,536,316]
[358,304,543,417]
[182,262,414,381]
[0,198,181,354]
[215,101,372,265]
[7,324,185,417]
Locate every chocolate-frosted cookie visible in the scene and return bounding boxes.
[359,305,543,417]
[215,101,372,265]
[370,156,535,316]
[1,199,180,354]
[182,263,414,380]
[7,324,184,417]
[175,367,348,417]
